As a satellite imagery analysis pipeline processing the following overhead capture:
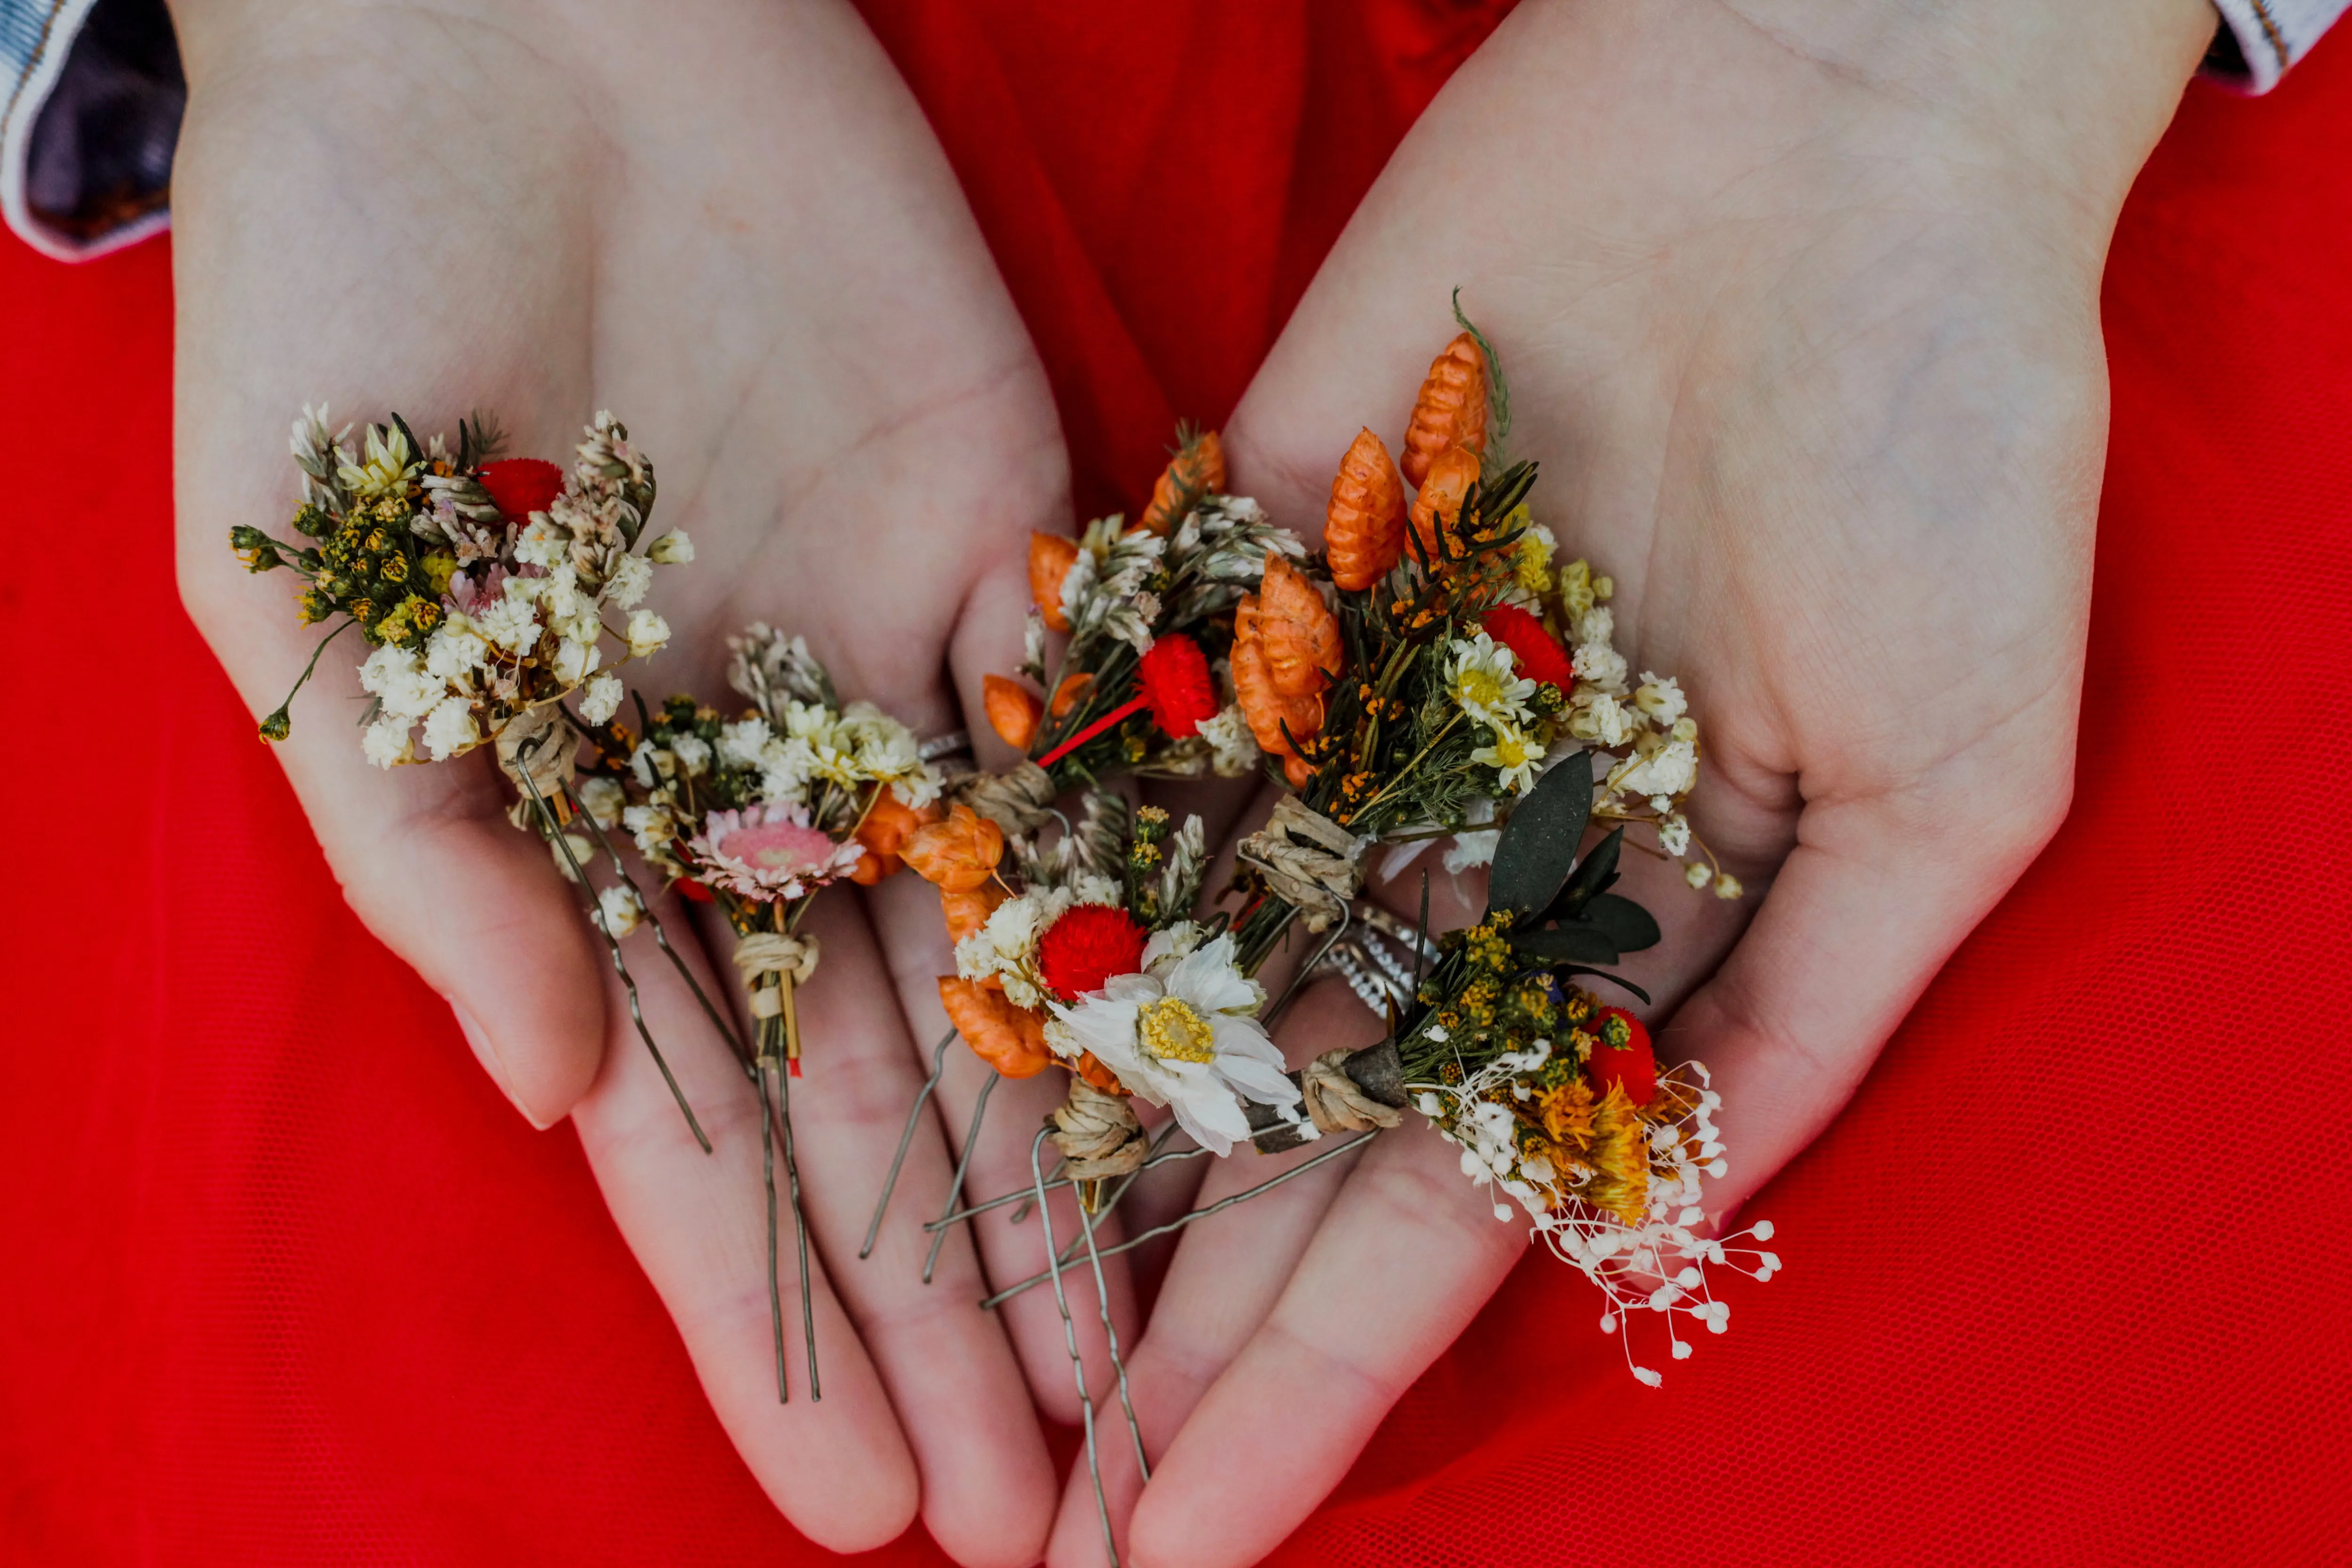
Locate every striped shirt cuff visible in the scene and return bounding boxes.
[2208,0,2348,91]
[2,0,178,260]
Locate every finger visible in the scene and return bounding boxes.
[1044,977,1380,1568]
[1663,772,2068,1223]
[1127,1120,1525,1568]
[700,892,1058,1568]
[567,897,917,1555]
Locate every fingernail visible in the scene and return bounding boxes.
[448,997,556,1130]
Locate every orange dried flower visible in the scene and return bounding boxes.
[984,675,1043,752]
[1050,670,1094,719]
[940,884,1007,944]
[1409,442,1481,561]
[1232,597,1324,776]
[848,787,940,885]
[1029,532,1079,632]
[938,978,1053,1078]
[1257,550,1342,698]
[1324,427,1406,591]
[1138,429,1225,536]
[1072,1051,1128,1094]
[901,803,1003,892]
[1400,331,1489,489]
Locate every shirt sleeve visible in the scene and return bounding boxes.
[2207,0,2349,90]
[1,0,179,261]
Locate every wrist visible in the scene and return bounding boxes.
[1706,0,2214,211]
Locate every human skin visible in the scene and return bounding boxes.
[1045,1,2220,1563]
[164,0,1104,1560]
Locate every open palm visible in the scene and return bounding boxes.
[170,1,1081,1560]
[1050,0,2214,1562]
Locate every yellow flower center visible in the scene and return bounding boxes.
[1457,669,1504,709]
[1138,996,1217,1063]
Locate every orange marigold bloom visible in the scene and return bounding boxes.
[1256,549,1341,698]
[848,787,940,885]
[983,675,1043,752]
[938,978,1053,1078]
[1324,427,1406,591]
[1400,331,1489,489]
[901,803,1003,892]
[1029,532,1079,632]
[1409,441,1481,561]
[1138,429,1226,536]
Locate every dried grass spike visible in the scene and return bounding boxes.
[1139,429,1227,536]
[1325,427,1406,591]
[1400,331,1489,489]
[1029,533,1080,632]
[984,675,1043,751]
[1257,550,1341,697]
[1409,443,1482,560]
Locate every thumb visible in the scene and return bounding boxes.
[1664,776,2069,1220]
[283,727,610,1127]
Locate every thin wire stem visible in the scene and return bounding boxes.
[981,1131,1379,1312]
[923,1070,998,1284]
[1048,1121,1189,1271]
[1031,1126,1120,1568]
[927,1135,1210,1233]
[1072,1168,1151,1488]
[756,1042,788,1403]
[564,787,750,1068]
[776,1042,819,1401]
[861,1028,958,1260]
[516,752,709,1152]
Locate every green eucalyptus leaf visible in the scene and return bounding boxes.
[1512,924,1621,966]
[1540,825,1624,924]
[1580,892,1661,954]
[1486,757,1594,918]
[1550,962,1651,1005]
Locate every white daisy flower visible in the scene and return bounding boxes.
[1445,632,1537,730]
[1044,929,1300,1155]
[1474,721,1543,796]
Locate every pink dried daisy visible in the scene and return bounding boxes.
[684,803,865,902]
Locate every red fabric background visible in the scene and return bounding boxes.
[3,2,2348,1561]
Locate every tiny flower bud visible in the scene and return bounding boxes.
[645,530,694,564]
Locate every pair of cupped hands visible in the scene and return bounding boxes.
[172,0,2210,1562]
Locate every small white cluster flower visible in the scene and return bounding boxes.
[596,883,645,939]
[1195,701,1260,778]
[1418,1053,1776,1387]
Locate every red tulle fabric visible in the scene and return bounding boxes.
[3,2,2348,1561]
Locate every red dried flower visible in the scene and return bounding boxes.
[480,458,564,520]
[1036,903,1148,1000]
[1136,633,1217,738]
[1585,1006,1656,1106]
[1480,605,1574,692]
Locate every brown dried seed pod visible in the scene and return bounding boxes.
[1029,532,1080,632]
[1257,550,1341,697]
[1324,427,1406,591]
[1139,429,1226,536]
[1400,331,1489,489]
[983,674,1043,751]
[1409,442,1483,560]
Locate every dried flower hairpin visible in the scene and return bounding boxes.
[561,626,946,1402]
[233,406,717,1148]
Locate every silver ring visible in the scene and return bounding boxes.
[918,729,973,763]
